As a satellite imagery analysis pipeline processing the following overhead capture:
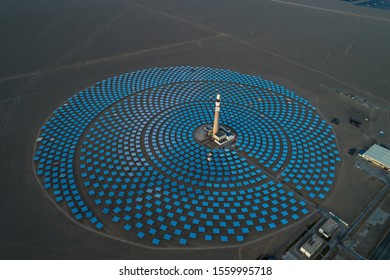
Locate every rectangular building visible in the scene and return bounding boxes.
[361,144,390,170]
[300,234,323,258]
[319,218,338,239]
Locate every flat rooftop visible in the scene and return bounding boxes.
[320,218,338,235]
[301,234,323,255]
[362,144,390,169]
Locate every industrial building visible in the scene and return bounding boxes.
[300,234,323,258]
[361,144,390,170]
[319,218,338,239]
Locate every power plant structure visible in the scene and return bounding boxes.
[33,66,341,248]
[206,93,235,146]
[212,94,221,136]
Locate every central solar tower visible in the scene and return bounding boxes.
[212,94,221,136]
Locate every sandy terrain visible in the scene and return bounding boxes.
[0,0,389,259]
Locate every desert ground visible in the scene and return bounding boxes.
[0,0,389,259]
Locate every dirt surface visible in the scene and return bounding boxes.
[0,0,389,259]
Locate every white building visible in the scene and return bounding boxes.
[361,144,390,170]
[318,218,338,239]
[300,234,323,258]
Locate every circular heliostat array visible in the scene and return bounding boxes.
[33,67,341,247]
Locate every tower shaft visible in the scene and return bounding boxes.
[213,94,221,135]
